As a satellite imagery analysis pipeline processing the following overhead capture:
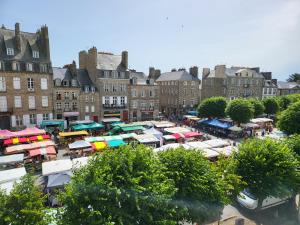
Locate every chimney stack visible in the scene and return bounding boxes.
[70,60,77,75]
[121,51,128,70]
[171,68,177,72]
[149,67,155,78]
[202,68,210,79]
[41,25,50,60]
[154,69,161,80]
[215,65,226,78]
[189,66,198,77]
[15,22,21,51]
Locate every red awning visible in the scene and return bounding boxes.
[4,137,29,145]
[29,134,50,142]
[183,132,203,138]
[29,146,56,157]
[171,133,185,140]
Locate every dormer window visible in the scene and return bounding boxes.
[40,64,47,73]
[71,79,77,87]
[104,71,110,78]
[12,62,20,71]
[7,48,14,56]
[55,79,61,86]
[26,63,33,72]
[85,86,89,93]
[63,80,68,86]
[132,77,137,85]
[32,51,39,58]
[91,87,95,93]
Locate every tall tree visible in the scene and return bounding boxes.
[198,97,227,118]
[60,145,178,225]
[277,101,300,135]
[232,138,300,208]
[0,190,7,224]
[286,135,300,156]
[287,73,300,82]
[248,98,265,117]
[225,98,254,125]
[4,174,49,225]
[158,147,233,224]
[263,97,279,116]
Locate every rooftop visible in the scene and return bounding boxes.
[156,70,199,82]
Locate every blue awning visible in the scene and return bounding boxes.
[199,119,232,129]
[107,139,126,148]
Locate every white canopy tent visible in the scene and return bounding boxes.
[135,134,160,143]
[102,117,121,123]
[212,146,236,157]
[42,159,72,176]
[164,127,191,134]
[202,139,230,148]
[0,167,26,194]
[0,154,24,165]
[186,141,211,149]
[250,118,273,123]
[72,157,90,169]
[154,143,192,152]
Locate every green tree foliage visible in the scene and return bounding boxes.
[277,94,300,111]
[286,135,300,156]
[198,97,227,118]
[287,73,300,82]
[60,145,178,225]
[1,174,49,225]
[225,98,254,124]
[0,190,7,224]
[277,101,300,135]
[263,97,279,116]
[158,147,233,224]
[248,98,265,117]
[232,138,300,207]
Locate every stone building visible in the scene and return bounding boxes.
[0,23,53,129]
[201,65,265,101]
[261,72,278,99]
[52,61,100,125]
[156,67,201,117]
[79,47,130,121]
[128,69,160,121]
[277,81,300,96]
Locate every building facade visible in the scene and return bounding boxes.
[201,65,265,101]
[53,61,100,124]
[128,70,160,121]
[156,67,201,117]
[0,23,53,129]
[261,72,278,99]
[277,81,300,96]
[79,47,130,121]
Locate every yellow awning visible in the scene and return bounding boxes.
[59,130,88,137]
[92,141,107,150]
[190,117,201,121]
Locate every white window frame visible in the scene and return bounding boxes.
[0,77,6,91]
[29,114,36,124]
[14,96,22,108]
[85,96,89,102]
[42,96,48,107]
[0,96,7,112]
[42,114,49,121]
[26,63,33,72]
[104,96,110,105]
[113,97,117,105]
[13,77,21,89]
[41,78,48,90]
[85,105,89,113]
[7,48,14,56]
[40,64,47,73]
[32,51,39,58]
[121,96,125,105]
[28,96,36,109]
[56,102,61,110]
[91,105,95,113]
[16,115,23,126]
[27,78,34,91]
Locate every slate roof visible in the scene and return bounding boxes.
[207,67,264,78]
[52,67,68,80]
[97,52,125,71]
[156,70,199,82]
[130,71,148,85]
[277,81,300,89]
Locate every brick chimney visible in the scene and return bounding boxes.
[40,25,50,60]
[69,60,77,75]
[15,22,21,51]
[121,51,128,70]
[79,50,88,69]
[189,66,198,77]
[149,67,155,78]
[215,65,226,78]
[171,68,177,72]
[202,68,210,79]
[154,69,161,80]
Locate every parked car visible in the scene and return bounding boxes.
[237,189,291,210]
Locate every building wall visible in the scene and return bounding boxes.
[79,91,100,121]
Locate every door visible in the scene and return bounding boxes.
[93,116,98,122]
[122,110,129,122]
[0,115,10,129]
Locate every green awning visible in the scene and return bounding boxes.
[73,122,104,131]
[121,126,145,132]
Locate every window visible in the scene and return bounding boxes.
[0,61,3,70]
[120,72,125,79]
[104,97,110,105]
[26,63,33,72]
[16,115,23,126]
[191,81,195,86]
[91,87,95,93]
[64,92,69,100]
[121,96,125,105]
[63,80,68,86]
[13,77,21,89]
[141,90,145,97]
[42,96,48,107]
[104,71,110,78]
[132,100,137,108]
[183,81,187,86]
[112,85,117,92]
[14,96,22,108]
[30,114,36,124]
[43,114,49,121]
[91,105,95,112]
[85,86,89,93]
[131,89,137,97]
[0,77,6,91]
[12,62,20,71]
[32,51,39,58]
[85,96,89,102]
[190,99,194,106]
[7,48,14,56]
[85,105,89,113]
[90,96,94,102]
[40,64,47,73]
[0,96,7,112]
[28,96,35,109]
[273,88,277,95]
[41,78,48,90]
[231,78,235,85]
[113,97,117,105]
[71,92,77,100]
[64,102,70,109]
[72,102,77,110]
[56,102,61,110]
[112,71,118,78]
[149,90,153,97]
[27,78,34,90]
[264,88,267,94]
[56,92,61,100]
[104,84,110,92]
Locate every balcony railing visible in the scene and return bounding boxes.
[103,104,127,109]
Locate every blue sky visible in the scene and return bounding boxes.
[1,0,300,80]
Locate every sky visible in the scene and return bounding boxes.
[1,0,300,80]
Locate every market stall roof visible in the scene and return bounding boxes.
[102,117,121,123]
[42,159,72,176]
[0,129,15,139]
[186,141,212,149]
[212,146,236,157]
[164,127,191,134]
[240,123,260,128]
[183,115,197,119]
[59,130,88,137]
[72,157,90,169]
[85,136,105,142]
[91,141,107,151]
[111,121,125,127]
[72,122,104,131]
[107,139,126,148]
[189,117,201,121]
[4,137,29,145]
[28,134,50,142]
[199,119,232,129]
[200,149,220,159]
[0,154,24,165]
[47,171,72,189]
[188,110,198,116]
[70,120,94,125]
[152,121,175,128]
[121,125,145,132]
[250,118,273,123]
[68,140,92,150]
[103,135,123,141]
[13,127,46,137]
[202,139,230,148]
[183,132,203,138]
[5,140,55,154]
[171,133,185,140]
[163,135,176,141]
[120,133,138,139]
[40,120,65,126]
[143,128,163,136]
[154,143,192,152]
[135,134,160,143]
[228,126,243,132]
[0,167,26,194]
[29,146,56,157]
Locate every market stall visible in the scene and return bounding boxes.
[58,131,89,147]
[163,135,177,145]
[202,139,230,148]
[211,146,236,157]
[183,131,203,141]
[91,141,107,151]
[154,143,192,152]
[5,140,56,155]
[68,140,93,157]
[0,154,24,170]
[164,127,191,134]
[40,120,65,133]
[134,134,160,148]
[106,139,126,148]
[0,167,26,194]
[120,133,138,143]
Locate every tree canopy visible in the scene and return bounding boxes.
[0,174,49,225]
[263,97,279,115]
[225,98,254,124]
[198,97,227,118]
[286,135,300,157]
[60,145,178,225]
[277,94,300,111]
[277,101,300,135]
[287,73,300,82]
[232,138,300,207]
[158,147,230,224]
[248,98,265,117]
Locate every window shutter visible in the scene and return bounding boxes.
[11,115,16,127]
[29,96,35,109]
[42,96,48,107]
[23,114,30,127]
[13,77,21,89]
[0,96,7,112]
[41,78,48,90]
[0,77,6,91]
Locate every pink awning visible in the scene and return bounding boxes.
[171,133,185,140]
[0,130,15,139]
[183,132,203,138]
[4,137,29,145]
[12,127,46,137]
[5,140,55,154]
[29,134,50,142]
[29,146,56,157]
